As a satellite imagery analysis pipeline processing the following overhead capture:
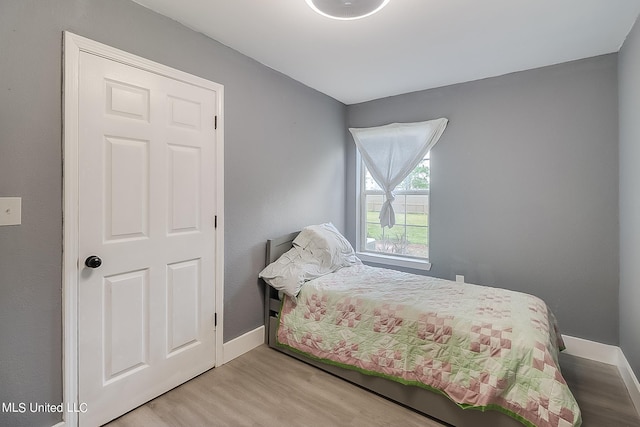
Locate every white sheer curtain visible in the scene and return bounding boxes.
[349,118,448,228]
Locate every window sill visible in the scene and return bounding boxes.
[356,252,432,271]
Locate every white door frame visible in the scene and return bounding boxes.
[62,31,224,427]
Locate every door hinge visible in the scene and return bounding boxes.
[214,312,218,327]
[214,115,217,130]
[214,215,218,229]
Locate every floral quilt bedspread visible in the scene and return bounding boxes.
[276,265,581,427]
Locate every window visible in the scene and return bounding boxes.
[357,153,432,270]
[350,118,447,271]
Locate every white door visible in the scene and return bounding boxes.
[77,51,218,426]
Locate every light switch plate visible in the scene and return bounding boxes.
[0,197,22,226]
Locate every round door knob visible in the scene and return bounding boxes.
[85,255,102,269]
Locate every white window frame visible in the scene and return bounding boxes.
[355,151,432,271]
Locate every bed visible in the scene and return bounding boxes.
[261,225,581,427]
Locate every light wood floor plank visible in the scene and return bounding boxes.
[558,352,639,426]
[106,345,640,427]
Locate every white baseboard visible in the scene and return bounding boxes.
[222,325,265,364]
[562,335,640,415]
[561,335,620,364]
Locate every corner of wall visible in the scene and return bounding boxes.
[618,9,640,392]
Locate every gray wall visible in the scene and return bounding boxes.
[0,1,346,426]
[619,15,640,377]
[347,55,619,345]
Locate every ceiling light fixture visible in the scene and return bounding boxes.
[305,0,391,21]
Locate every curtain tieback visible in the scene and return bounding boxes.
[380,191,396,228]
[385,191,395,202]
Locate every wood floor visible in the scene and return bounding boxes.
[106,345,640,427]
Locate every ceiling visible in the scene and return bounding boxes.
[131,0,640,105]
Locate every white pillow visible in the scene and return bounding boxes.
[293,223,361,270]
[259,223,360,300]
[258,247,308,301]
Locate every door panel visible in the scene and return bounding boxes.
[103,269,149,381]
[168,145,201,233]
[105,136,150,240]
[77,51,218,427]
[105,79,150,121]
[168,96,201,129]
[167,259,201,355]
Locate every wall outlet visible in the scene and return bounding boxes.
[0,197,22,226]
[455,274,465,283]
